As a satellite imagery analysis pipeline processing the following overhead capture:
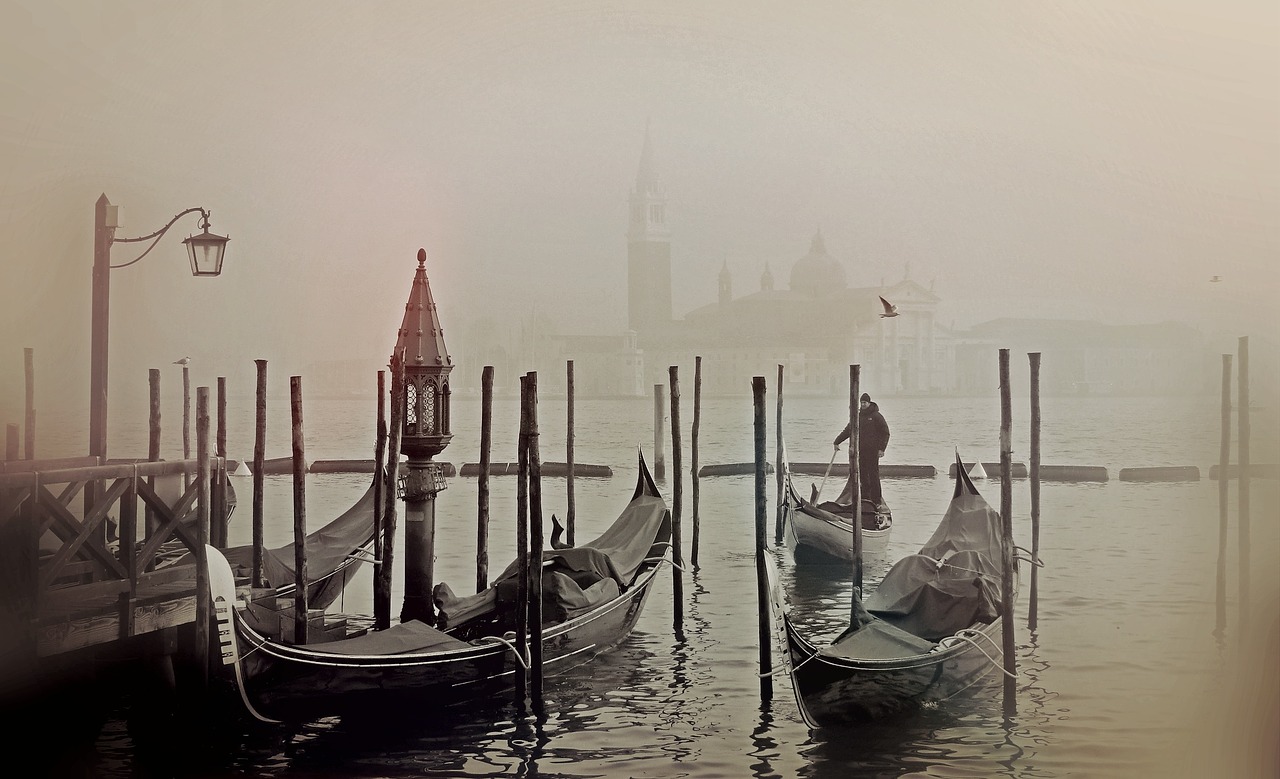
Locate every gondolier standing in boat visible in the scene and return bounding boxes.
[833,393,891,509]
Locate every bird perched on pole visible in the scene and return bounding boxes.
[173,356,191,365]
[878,297,899,318]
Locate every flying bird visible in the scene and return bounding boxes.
[1209,275,1222,283]
[878,296,899,318]
[173,356,191,366]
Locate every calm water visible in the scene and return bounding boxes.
[46,389,1280,777]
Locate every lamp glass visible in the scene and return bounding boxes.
[184,230,229,276]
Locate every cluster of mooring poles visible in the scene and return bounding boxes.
[1215,336,1253,641]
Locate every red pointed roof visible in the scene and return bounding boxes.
[395,248,451,369]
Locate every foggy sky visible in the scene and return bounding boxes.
[1,1,1276,411]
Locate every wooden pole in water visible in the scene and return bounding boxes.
[373,369,386,611]
[148,369,161,540]
[1237,335,1250,635]
[477,366,493,591]
[1028,352,1042,630]
[514,374,530,705]
[182,362,191,489]
[653,383,666,480]
[752,375,773,700]
[527,372,545,714]
[566,360,576,547]
[669,365,684,632]
[377,353,404,631]
[23,347,34,459]
[4,425,16,461]
[252,359,267,590]
[691,356,702,569]
[290,376,309,645]
[775,364,784,545]
[849,365,863,613]
[214,377,227,548]
[999,349,1017,717]
[194,386,211,687]
[1216,353,1232,639]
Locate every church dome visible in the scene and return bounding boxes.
[788,230,846,296]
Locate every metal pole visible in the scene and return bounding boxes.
[999,349,1017,717]
[89,194,113,462]
[752,376,772,700]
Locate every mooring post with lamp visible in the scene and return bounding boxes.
[89,194,229,465]
[395,248,453,625]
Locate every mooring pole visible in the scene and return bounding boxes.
[1237,335,1250,635]
[752,375,773,700]
[514,374,531,705]
[376,353,404,631]
[999,349,1017,717]
[182,362,191,489]
[290,376,309,645]
[1216,353,1232,639]
[194,386,211,686]
[653,383,666,480]
[23,347,34,459]
[477,365,494,592]
[527,372,545,715]
[775,364,785,545]
[566,360,576,547]
[669,365,684,633]
[1028,352,1042,630]
[147,368,161,541]
[849,365,863,613]
[252,359,267,590]
[213,376,227,548]
[691,356,702,568]
[373,369,386,612]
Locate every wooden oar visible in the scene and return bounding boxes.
[812,446,839,502]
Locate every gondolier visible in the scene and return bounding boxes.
[833,393,890,509]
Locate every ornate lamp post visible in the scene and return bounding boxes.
[89,194,229,461]
[396,248,453,624]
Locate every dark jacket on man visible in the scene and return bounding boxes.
[833,401,891,506]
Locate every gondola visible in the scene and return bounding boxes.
[781,467,892,563]
[768,454,1014,725]
[208,451,671,722]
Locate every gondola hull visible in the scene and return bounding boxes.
[234,565,661,720]
[782,614,1005,725]
[781,473,891,562]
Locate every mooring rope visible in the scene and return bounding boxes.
[476,634,530,669]
[937,628,1018,680]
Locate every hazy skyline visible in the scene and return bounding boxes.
[2,2,1276,414]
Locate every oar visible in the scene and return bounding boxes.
[813,446,839,502]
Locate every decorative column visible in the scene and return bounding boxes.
[396,248,453,625]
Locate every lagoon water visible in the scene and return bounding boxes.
[51,388,1280,777]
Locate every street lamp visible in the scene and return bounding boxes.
[89,193,230,462]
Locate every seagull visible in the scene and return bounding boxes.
[1210,275,1222,283]
[173,356,190,366]
[878,296,899,318]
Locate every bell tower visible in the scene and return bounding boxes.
[627,124,672,336]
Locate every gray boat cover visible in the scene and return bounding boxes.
[861,486,1005,643]
[304,618,470,656]
[435,492,667,628]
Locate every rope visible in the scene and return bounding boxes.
[758,646,820,678]
[937,628,1018,680]
[476,635,530,669]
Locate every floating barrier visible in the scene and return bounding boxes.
[309,459,455,477]
[1118,466,1200,482]
[787,462,936,478]
[698,462,775,477]
[460,461,612,477]
[947,462,1029,479]
[1039,465,1109,482]
[1209,463,1279,480]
